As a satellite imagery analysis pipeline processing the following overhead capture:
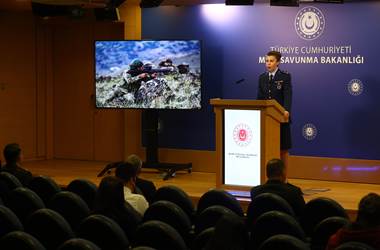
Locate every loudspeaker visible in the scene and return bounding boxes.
[94,8,120,21]
[270,0,299,7]
[226,0,254,5]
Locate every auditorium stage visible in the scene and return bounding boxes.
[23,160,380,220]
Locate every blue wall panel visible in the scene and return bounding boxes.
[142,2,380,159]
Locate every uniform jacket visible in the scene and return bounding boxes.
[257,69,292,113]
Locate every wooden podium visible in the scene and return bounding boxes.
[210,98,286,190]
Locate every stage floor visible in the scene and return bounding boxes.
[23,160,380,219]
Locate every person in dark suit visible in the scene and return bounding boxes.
[1,143,33,186]
[250,158,305,218]
[257,51,292,167]
[127,154,157,204]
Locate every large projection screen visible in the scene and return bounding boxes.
[224,109,261,186]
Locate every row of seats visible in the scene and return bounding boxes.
[0,171,374,250]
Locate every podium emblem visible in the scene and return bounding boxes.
[348,79,363,96]
[295,6,325,40]
[302,123,317,141]
[233,123,253,147]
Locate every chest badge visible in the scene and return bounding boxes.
[275,80,283,90]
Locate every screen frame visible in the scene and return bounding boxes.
[94,39,203,110]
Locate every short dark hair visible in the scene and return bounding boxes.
[115,162,139,183]
[356,193,380,228]
[266,158,285,179]
[3,143,21,164]
[267,51,282,62]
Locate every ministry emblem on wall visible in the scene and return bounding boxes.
[347,79,364,96]
[295,6,325,40]
[302,123,318,141]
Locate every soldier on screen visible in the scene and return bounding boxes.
[121,59,156,98]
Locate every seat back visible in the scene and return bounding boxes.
[195,205,236,234]
[131,247,157,250]
[0,231,46,250]
[58,238,101,250]
[48,191,90,231]
[301,197,348,236]
[77,214,130,250]
[0,172,22,189]
[250,211,306,250]
[258,234,310,250]
[0,172,22,203]
[28,176,61,205]
[191,227,215,250]
[206,213,248,250]
[153,185,194,221]
[0,205,23,238]
[25,208,74,250]
[134,220,187,250]
[6,187,45,225]
[67,179,97,210]
[197,189,243,216]
[335,241,375,250]
[311,216,350,250]
[247,193,295,231]
[143,200,192,242]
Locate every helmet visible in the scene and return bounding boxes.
[129,59,143,69]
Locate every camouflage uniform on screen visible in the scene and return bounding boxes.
[121,59,154,96]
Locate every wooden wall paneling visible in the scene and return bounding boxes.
[0,13,37,160]
[53,21,94,160]
[93,21,125,161]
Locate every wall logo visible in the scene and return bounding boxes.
[295,6,325,41]
[233,123,253,147]
[302,123,317,141]
[347,79,364,96]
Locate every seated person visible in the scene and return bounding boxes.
[326,193,380,250]
[250,158,305,217]
[1,143,33,186]
[127,154,157,204]
[115,162,149,216]
[94,176,142,239]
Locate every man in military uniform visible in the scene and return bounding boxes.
[122,59,156,99]
[257,51,292,168]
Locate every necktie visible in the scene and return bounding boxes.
[269,74,273,82]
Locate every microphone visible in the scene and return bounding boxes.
[235,78,245,84]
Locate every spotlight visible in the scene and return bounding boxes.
[270,0,299,7]
[140,0,164,8]
[226,0,254,5]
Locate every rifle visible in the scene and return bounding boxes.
[142,64,174,75]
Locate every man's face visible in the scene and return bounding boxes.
[265,55,280,73]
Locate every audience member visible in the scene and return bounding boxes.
[326,193,380,250]
[115,162,149,216]
[94,176,142,239]
[250,158,305,217]
[127,154,157,204]
[1,143,33,185]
